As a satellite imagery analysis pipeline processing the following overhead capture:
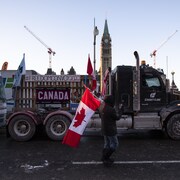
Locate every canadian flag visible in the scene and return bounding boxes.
[87,55,96,91]
[62,88,101,148]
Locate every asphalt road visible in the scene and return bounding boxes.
[1,127,180,180]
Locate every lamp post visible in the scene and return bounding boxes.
[171,71,175,89]
[93,19,99,73]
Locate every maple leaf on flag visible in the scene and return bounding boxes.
[73,108,86,128]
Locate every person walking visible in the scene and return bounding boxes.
[99,95,122,166]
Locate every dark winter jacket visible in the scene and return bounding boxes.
[100,95,121,136]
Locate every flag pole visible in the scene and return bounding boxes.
[12,53,26,108]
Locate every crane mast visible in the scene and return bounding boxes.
[150,30,178,68]
[24,26,56,69]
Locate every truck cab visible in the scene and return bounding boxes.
[112,53,180,140]
[112,63,180,113]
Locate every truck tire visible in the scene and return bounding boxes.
[8,115,36,141]
[166,114,180,140]
[45,115,71,141]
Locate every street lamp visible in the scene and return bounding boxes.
[171,71,175,87]
[93,19,99,73]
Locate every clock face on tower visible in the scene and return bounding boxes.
[104,39,108,43]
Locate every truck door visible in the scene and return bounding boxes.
[140,70,166,112]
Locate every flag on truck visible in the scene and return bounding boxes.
[101,67,111,97]
[87,55,96,91]
[13,54,26,87]
[62,88,101,148]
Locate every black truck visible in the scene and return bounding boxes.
[110,51,180,140]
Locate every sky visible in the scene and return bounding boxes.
[0,0,180,87]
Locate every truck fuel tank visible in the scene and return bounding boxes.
[86,114,132,130]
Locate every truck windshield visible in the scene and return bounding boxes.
[142,75,161,88]
[145,77,160,87]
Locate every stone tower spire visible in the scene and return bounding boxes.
[100,19,112,92]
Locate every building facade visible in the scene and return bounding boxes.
[100,19,112,91]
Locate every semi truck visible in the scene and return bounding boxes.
[111,51,180,140]
[6,51,180,141]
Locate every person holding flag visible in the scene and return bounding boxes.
[99,95,122,166]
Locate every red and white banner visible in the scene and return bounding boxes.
[101,68,110,97]
[87,55,96,91]
[62,88,101,147]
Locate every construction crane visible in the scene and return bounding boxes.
[150,30,178,68]
[24,25,56,69]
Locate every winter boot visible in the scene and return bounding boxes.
[101,148,109,162]
[101,148,115,167]
[106,148,115,163]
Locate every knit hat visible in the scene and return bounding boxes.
[104,95,115,107]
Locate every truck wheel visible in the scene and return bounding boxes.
[166,114,180,140]
[8,115,36,141]
[45,115,71,141]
